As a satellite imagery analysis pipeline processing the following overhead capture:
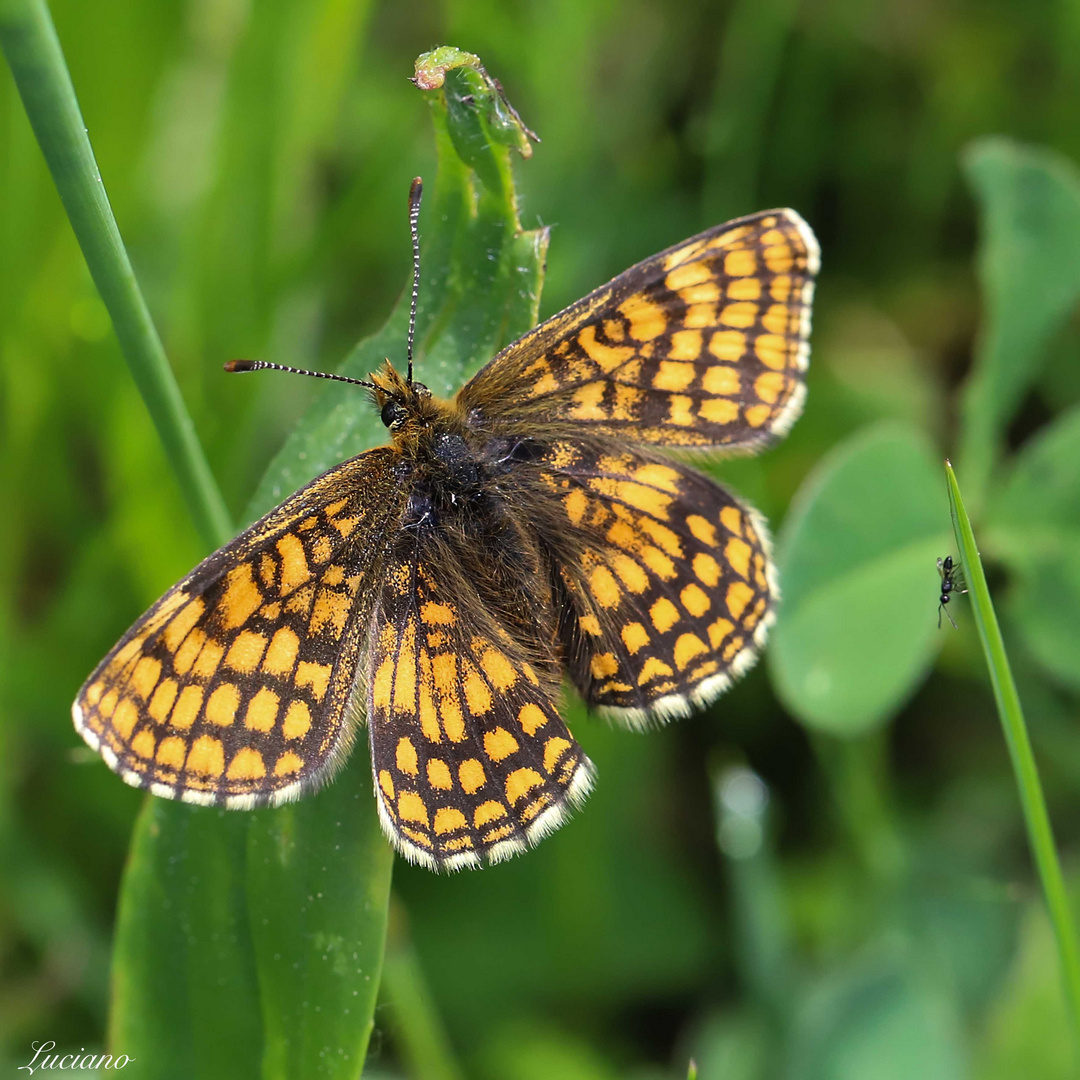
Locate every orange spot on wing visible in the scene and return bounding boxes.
[396,737,418,776]
[434,807,467,834]
[186,735,225,778]
[621,622,650,654]
[650,598,680,632]
[687,515,718,547]
[638,657,674,685]
[148,679,179,723]
[169,686,202,730]
[726,581,754,620]
[725,537,752,580]
[226,630,268,673]
[754,371,787,405]
[578,324,635,371]
[310,589,350,635]
[219,564,263,629]
[131,729,156,759]
[276,534,310,592]
[484,727,519,762]
[674,633,709,670]
[724,250,757,277]
[192,637,225,679]
[459,759,486,793]
[619,295,667,341]
[702,365,740,395]
[506,768,544,804]
[296,660,332,702]
[518,703,547,735]
[720,506,743,536]
[242,687,280,732]
[668,330,702,362]
[205,684,240,726]
[654,360,695,392]
[680,583,711,616]
[543,737,572,774]
[589,565,622,608]
[156,735,186,769]
[227,748,266,781]
[421,602,456,625]
[480,647,517,690]
[474,800,506,827]
[590,652,619,678]
[282,700,311,739]
[397,791,429,827]
[163,599,205,651]
[709,330,746,362]
[379,770,395,799]
[112,699,139,739]
[274,751,303,777]
[744,403,772,428]
[708,617,735,648]
[427,759,452,790]
[463,662,493,716]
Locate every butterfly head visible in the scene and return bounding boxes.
[370,360,442,439]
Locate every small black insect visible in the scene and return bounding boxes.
[937,555,967,629]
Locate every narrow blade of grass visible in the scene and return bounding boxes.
[0,0,232,550]
[945,459,1080,1048]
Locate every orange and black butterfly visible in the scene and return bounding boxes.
[73,179,818,870]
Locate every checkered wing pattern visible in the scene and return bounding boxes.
[72,449,406,807]
[510,440,775,727]
[368,530,594,870]
[458,209,819,451]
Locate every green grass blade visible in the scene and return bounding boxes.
[945,459,1080,1048]
[0,0,232,550]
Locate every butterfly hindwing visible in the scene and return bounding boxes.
[503,438,776,726]
[72,449,407,807]
[458,209,818,451]
[368,528,594,870]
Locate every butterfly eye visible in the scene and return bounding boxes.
[381,399,407,429]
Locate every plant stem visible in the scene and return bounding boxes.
[380,899,465,1080]
[0,0,232,550]
[946,459,1080,1046]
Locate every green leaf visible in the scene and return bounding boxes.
[768,422,949,735]
[973,902,1077,1080]
[958,137,1080,509]
[110,51,546,1079]
[784,958,966,1080]
[985,403,1080,689]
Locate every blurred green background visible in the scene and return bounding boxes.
[4,1,1080,1077]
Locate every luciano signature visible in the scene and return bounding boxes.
[18,1041,134,1074]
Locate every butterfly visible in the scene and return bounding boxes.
[73,178,818,870]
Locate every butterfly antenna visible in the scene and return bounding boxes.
[224,359,378,390]
[406,177,422,385]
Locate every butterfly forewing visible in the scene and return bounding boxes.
[73,449,407,807]
[458,209,818,451]
[368,529,594,870]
